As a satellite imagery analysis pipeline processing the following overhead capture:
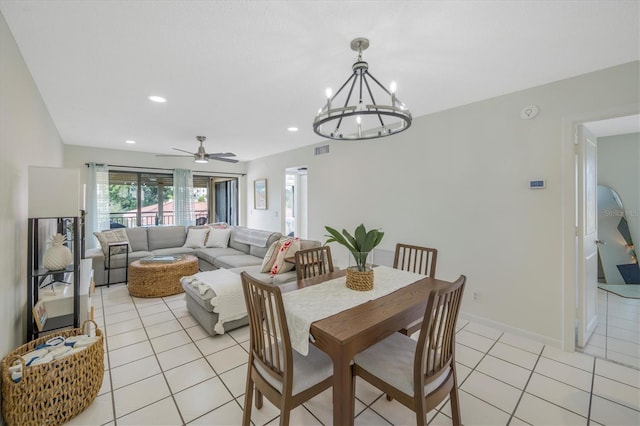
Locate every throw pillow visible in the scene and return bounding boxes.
[183,227,209,248]
[94,229,131,256]
[270,238,300,276]
[210,222,229,229]
[260,239,283,272]
[205,228,232,248]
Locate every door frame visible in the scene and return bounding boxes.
[561,104,639,352]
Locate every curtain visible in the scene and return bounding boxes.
[86,163,110,249]
[174,168,195,227]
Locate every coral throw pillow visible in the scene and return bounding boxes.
[270,238,300,276]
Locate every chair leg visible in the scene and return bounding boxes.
[351,366,357,411]
[386,394,393,401]
[255,388,263,409]
[450,387,462,426]
[242,377,254,426]
[279,407,290,426]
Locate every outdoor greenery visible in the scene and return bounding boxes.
[109,184,174,212]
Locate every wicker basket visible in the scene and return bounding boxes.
[1,320,104,426]
[346,267,374,291]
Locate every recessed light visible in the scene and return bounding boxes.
[148,95,167,103]
[287,127,299,132]
[125,140,136,144]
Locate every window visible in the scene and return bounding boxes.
[108,171,238,227]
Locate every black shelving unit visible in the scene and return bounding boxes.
[27,216,81,341]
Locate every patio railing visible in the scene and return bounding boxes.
[109,210,208,228]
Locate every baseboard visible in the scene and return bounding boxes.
[459,311,563,350]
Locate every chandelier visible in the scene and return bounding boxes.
[313,37,412,140]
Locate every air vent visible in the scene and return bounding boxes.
[314,145,330,156]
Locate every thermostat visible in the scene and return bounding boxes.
[529,179,545,189]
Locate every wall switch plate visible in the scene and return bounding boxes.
[529,179,545,189]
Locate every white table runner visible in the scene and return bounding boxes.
[281,266,425,355]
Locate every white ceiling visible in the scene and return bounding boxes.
[1,1,639,161]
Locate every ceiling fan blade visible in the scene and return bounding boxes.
[210,156,239,163]
[206,152,236,157]
[172,148,196,155]
[156,154,193,158]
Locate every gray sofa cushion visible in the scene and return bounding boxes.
[195,247,246,265]
[228,228,251,253]
[249,232,284,258]
[148,226,186,250]
[214,254,264,269]
[300,239,322,250]
[153,247,195,256]
[105,250,153,268]
[227,265,297,285]
[125,227,149,251]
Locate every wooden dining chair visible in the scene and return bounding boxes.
[240,272,334,426]
[294,246,334,281]
[352,275,466,426]
[394,243,438,336]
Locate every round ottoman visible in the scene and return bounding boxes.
[128,255,198,297]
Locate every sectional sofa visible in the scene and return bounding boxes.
[86,225,319,286]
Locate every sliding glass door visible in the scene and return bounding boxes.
[108,171,237,228]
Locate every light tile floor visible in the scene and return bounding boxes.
[581,288,640,370]
[67,284,640,426]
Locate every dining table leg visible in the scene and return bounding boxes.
[330,349,355,426]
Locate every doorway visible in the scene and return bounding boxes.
[284,167,308,238]
[210,177,238,226]
[568,113,639,368]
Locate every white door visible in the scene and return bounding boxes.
[576,125,599,348]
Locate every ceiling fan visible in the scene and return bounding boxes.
[157,136,238,164]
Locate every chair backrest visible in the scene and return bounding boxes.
[294,246,335,280]
[413,275,466,393]
[240,272,293,392]
[394,243,438,277]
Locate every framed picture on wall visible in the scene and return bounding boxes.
[254,179,267,210]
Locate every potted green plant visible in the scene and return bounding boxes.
[325,224,384,291]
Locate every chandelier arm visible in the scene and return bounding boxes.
[364,71,393,97]
[362,73,386,127]
[335,72,359,132]
[358,71,364,104]
[333,73,357,103]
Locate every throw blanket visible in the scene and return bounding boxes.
[233,227,274,247]
[281,266,425,355]
[181,269,246,334]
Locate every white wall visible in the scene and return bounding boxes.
[0,12,64,358]
[246,61,640,346]
[598,132,640,266]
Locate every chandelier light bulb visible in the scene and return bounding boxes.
[325,88,332,99]
[356,116,361,124]
[390,81,397,93]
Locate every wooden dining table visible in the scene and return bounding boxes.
[279,268,453,426]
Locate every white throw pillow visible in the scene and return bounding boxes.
[183,228,209,248]
[205,228,231,248]
[93,229,131,256]
[270,238,300,276]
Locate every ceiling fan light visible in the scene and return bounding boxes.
[194,158,208,164]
